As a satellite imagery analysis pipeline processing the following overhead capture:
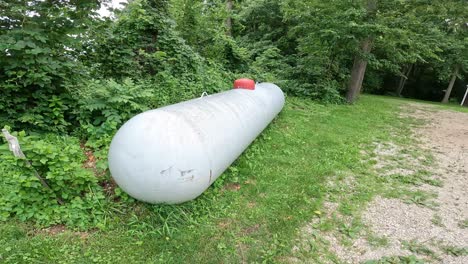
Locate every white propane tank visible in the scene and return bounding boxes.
[108,80,285,204]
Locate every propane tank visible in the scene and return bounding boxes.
[108,80,285,204]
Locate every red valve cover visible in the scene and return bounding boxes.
[233,78,255,90]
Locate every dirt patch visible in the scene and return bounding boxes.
[101,178,118,197]
[36,225,90,240]
[41,225,67,235]
[217,219,232,229]
[222,183,241,192]
[81,143,97,170]
[242,224,261,235]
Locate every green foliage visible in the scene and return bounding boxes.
[0,0,99,132]
[288,79,344,104]
[0,90,73,133]
[248,46,288,83]
[363,70,385,94]
[72,78,155,171]
[83,0,229,80]
[81,0,233,111]
[0,130,107,229]
[171,0,248,69]
[74,79,152,144]
[229,0,467,102]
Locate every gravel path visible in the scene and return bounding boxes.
[360,104,468,263]
[295,103,468,263]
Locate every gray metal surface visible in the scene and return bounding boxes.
[108,83,285,204]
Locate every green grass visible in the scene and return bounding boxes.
[0,95,450,263]
[364,255,424,264]
[440,245,468,257]
[431,214,444,227]
[459,219,468,229]
[403,240,438,260]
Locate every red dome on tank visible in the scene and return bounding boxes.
[233,78,255,90]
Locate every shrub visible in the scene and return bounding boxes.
[290,79,344,104]
[74,79,152,140]
[69,78,155,172]
[0,130,107,229]
[0,85,75,133]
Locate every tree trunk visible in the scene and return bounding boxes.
[225,0,233,36]
[396,63,413,97]
[346,38,373,103]
[441,65,460,103]
[345,0,377,103]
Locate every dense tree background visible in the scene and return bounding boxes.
[0,0,467,226]
[2,0,467,123]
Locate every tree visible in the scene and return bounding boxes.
[396,64,413,97]
[442,64,461,103]
[437,4,467,103]
[346,0,377,103]
[226,0,233,36]
[279,0,384,102]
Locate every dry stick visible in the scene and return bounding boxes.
[461,86,468,107]
[2,129,64,205]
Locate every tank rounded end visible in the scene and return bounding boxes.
[108,110,211,204]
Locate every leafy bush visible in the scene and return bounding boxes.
[0,130,107,229]
[362,69,385,94]
[0,0,99,133]
[74,79,152,140]
[150,66,232,104]
[289,79,344,104]
[247,47,288,83]
[0,87,74,133]
[70,78,155,172]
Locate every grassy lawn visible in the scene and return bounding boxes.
[0,95,443,263]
